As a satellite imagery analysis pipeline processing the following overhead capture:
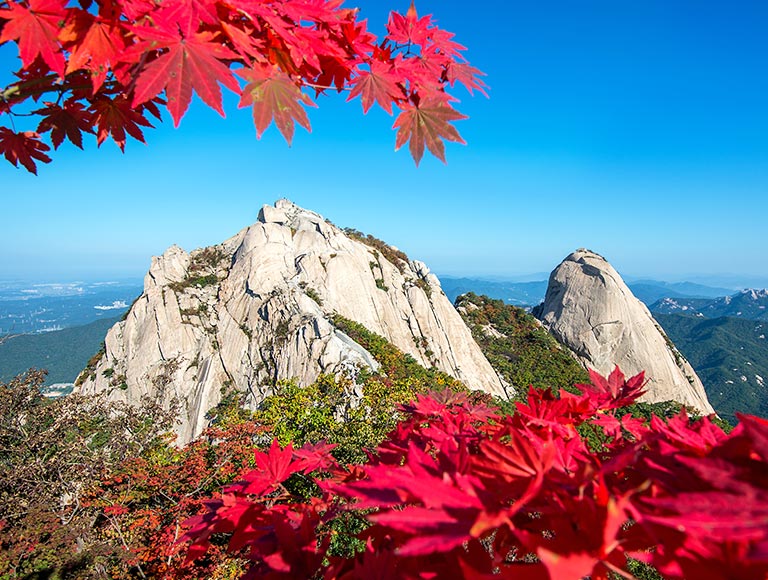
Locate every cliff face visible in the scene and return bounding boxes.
[533,249,715,415]
[75,200,506,443]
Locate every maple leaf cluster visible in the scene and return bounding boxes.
[182,367,768,580]
[0,0,486,173]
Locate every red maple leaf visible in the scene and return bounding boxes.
[348,59,403,114]
[393,99,467,165]
[386,1,432,46]
[130,27,240,126]
[370,505,479,556]
[578,367,647,409]
[292,440,338,473]
[446,61,489,97]
[254,439,295,482]
[90,95,153,150]
[737,413,768,463]
[226,439,303,496]
[219,20,265,62]
[59,13,126,92]
[152,0,219,38]
[237,64,316,144]
[0,128,51,174]
[34,99,94,148]
[0,0,66,76]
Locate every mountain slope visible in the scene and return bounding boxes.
[75,200,506,443]
[655,314,768,423]
[0,316,119,385]
[456,293,589,393]
[532,249,714,415]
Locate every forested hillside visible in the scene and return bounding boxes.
[0,317,119,385]
[656,313,768,423]
[455,292,589,393]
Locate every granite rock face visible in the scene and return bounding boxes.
[76,200,507,443]
[533,249,715,415]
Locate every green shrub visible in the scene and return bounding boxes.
[343,228,409,273]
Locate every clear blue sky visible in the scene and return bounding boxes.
[1,0,767,285]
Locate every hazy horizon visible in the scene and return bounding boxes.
[3,261,767,292]
[2,2,766,287]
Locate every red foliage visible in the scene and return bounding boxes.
[0,0,487,172]
[84,419,270,578]
[183,367,768,579]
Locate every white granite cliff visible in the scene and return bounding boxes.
[75,200,507,443]
[533,249,715,415]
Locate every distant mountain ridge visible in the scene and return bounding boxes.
[439,278,547,306]
[627,279,733,302]
[438,275,738,310]
[651,289,768,321]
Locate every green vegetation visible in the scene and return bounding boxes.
[330,314,464,388]
[168,246,226,293]
[257,374,416,464]
[239,323,253,339]
[168,273,218,292]
[656,313,768,423]
[343,227,410,273]
[304,286,323,305]
[2,306,743,579]
[415,277,432,298]
[248,313,472,463]
[0,370,175,578]
[0,317,120,386]
[74,345,106,387]
[456,293,590,395]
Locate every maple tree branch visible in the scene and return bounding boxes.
[3,110,38,117]
[167,522,181,566]
[108,514,147,579]
[2,110,17,131]
[1,74,60,101]
[1,74,117,104]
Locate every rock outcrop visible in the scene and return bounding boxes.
[533,249,715,415]
[75,200,507,443]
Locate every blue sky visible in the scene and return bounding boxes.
[1,0,767,285]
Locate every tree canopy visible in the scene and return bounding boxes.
[0,0,486,173]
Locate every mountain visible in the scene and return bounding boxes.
[649,297,712,316]
[655,314,768,424]
[74,200,507,444]
[626,279,733,304]
[693,289,768,320]
[439,278,547,306]
[650,289,768,321]
[532,249,714,415]
[0,316,120,386]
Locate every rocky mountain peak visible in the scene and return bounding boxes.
[533,249,715,415]
[76,200,507,443]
